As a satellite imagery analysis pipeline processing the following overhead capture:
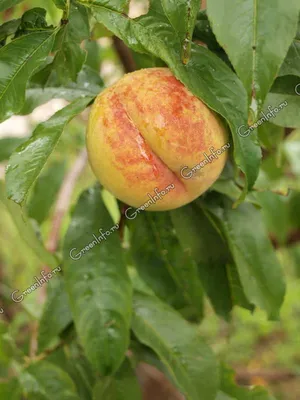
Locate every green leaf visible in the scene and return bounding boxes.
[20,65,104,115]
[0,137,26,162]
[161,0,201,63]
[19,361,80,400]
[14,7,51,38]
[0,320,21,364]
[256,191,290,246]
[63,185,132,375]
[92,359,142,400]
[129,212,204,321]
[52,0,67,10]
[263,92,300,129]
[218,364,275,400]
[203,193,286,319]
[52,2,90,82]
[0,181,57,268]
[207,0,300,116]
[0,19,20,47]
[79,0,129,13]
[258,122,284,152]
[84,40,101,72]
[132,291,219,400]
[27,160,66,224]
[0,379,22,400]
[0,0,23,12]
[86,0,261,198]
[279,21,300,77]
[45,343,96,400]
[171,203,252,319]
[6,96,93,205]
[193,10,230,66]
[38,275,73,352]
[0,29,56,122]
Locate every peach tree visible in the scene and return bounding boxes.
[0,0,300,399]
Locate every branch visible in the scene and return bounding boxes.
[46,149,88,254]
[236,368,297,384]
[113,36,136,73]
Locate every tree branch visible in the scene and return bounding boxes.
[113,36,136,73]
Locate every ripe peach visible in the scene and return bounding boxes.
[86,68,229,211]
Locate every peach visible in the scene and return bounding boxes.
[86,68,229,211]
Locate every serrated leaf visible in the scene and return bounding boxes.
[132,291,219,400]
[6,96,93,205]
[207,0,300,117]
[19,361,80,400]
[63,185,132,375]
[20,65,104,115]
[38,275,73,352]
[129,212,204,321]
[203,193,286,319]
[0,181,57,268]
[0,29,57,122]
[93,359,142,400]
[52,2,90,82]
[171,203,253,319]
[0,0,23,12]
[85,0,261,199]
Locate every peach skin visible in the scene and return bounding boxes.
[86,68,229,211]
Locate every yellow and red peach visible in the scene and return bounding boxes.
[86,68,229,211]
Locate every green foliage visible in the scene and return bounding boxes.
[92,359,142,399]
[129,211,204,321]
[0,29,57,122]
[63,185,132,375]
[206,0,299,118]
[6,97,93,205]
[132,291,219,400]
[202,194,286,319]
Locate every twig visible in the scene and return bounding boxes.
[46,149,88,254]
[113,36,136,73]
[236,368,297,384]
